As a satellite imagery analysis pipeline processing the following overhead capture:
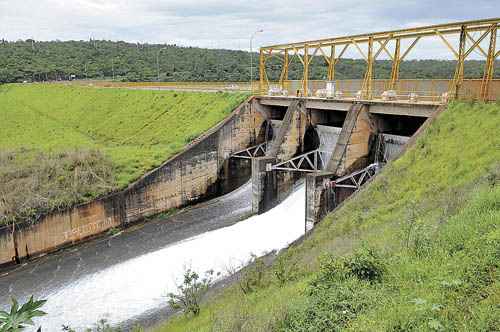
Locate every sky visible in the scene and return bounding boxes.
[0,0,497,59]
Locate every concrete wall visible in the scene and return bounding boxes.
[306,114,417,227]
[252,100,309,214]
[0,98,265,266]
[327,104,377,176]
[305,172,335,230]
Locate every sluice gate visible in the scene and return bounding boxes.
[239,96,439,229]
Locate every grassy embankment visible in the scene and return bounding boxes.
[0,84,249,224]
[157,101,500,331]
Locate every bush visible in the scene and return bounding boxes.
[279,277,378,331]
[344,246,385,283]
[273,255,298,287]
[238,254,267,294]
[167,268,217,316]
[277,248,384,331]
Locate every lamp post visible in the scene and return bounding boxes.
[156,47,168,82]
[250,29,263,93]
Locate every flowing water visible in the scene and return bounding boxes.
[0,183,305,331]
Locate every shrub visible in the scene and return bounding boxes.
[273,255,298,287]
[277,248,384,331]
[344,246,385,283]
[279,278,377,332]
[167,268,217,316]
[238,254,267,294]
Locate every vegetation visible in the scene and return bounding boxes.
[167,269,218,316]
[0,149,115,225]
[0,84,249,224]
[0,296,46,332]
[237,254,267,295]
[1,40,499,83]
[154,101,500,331]
[62,319,143,332]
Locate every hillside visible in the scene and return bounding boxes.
[0,84,248,224]
[157,101,500,331]
[1,40,499,83]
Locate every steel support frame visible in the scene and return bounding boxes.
[259,18,499,101]
[270,149,328,172]
[480,25,498,100]
[231,142,268,159]
[327,163,380,190]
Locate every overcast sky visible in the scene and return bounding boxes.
[0,0,497,59]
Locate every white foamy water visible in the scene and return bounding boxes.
[32,186,305,331]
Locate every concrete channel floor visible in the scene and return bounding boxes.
[0,181,253,330]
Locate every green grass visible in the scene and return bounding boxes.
[155,101,500,331]
[0,84,248,224]
[0,84,248,186]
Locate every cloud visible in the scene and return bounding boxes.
[0,0,495,58]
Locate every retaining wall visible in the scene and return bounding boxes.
[0,98,265,266]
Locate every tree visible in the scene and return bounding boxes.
[1,39,497,83]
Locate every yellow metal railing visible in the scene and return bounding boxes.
[263,79,500,102]
[260,18,500,101]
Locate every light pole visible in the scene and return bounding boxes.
[156,47,167,82]
[250,29,263,93]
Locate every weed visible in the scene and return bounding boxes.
[238,254,267,295]
[273,255,298,287]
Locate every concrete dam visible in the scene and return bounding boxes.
[0,95,439,330]
[3,16,498,267]
[247,97,435,226]
[5,16,497,330]
[0,93,438,267]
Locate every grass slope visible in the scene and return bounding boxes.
[0,84,248,185]
[157,101,500,331]
[0,84,248,223]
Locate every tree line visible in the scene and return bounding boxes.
[0,39,498,83]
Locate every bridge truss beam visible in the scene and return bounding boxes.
[270,149,328,172]
[231,142,268,159]
[326,163,381,190]
[259,18,499,101]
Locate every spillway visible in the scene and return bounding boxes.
[0,183,305,331]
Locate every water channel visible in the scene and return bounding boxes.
[0,182,306,331]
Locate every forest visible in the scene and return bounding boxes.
[0,39,499,83]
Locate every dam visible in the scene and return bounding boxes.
[0,17,499,331]
[0,91,438,329]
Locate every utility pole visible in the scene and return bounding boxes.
[250,29,263,93]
